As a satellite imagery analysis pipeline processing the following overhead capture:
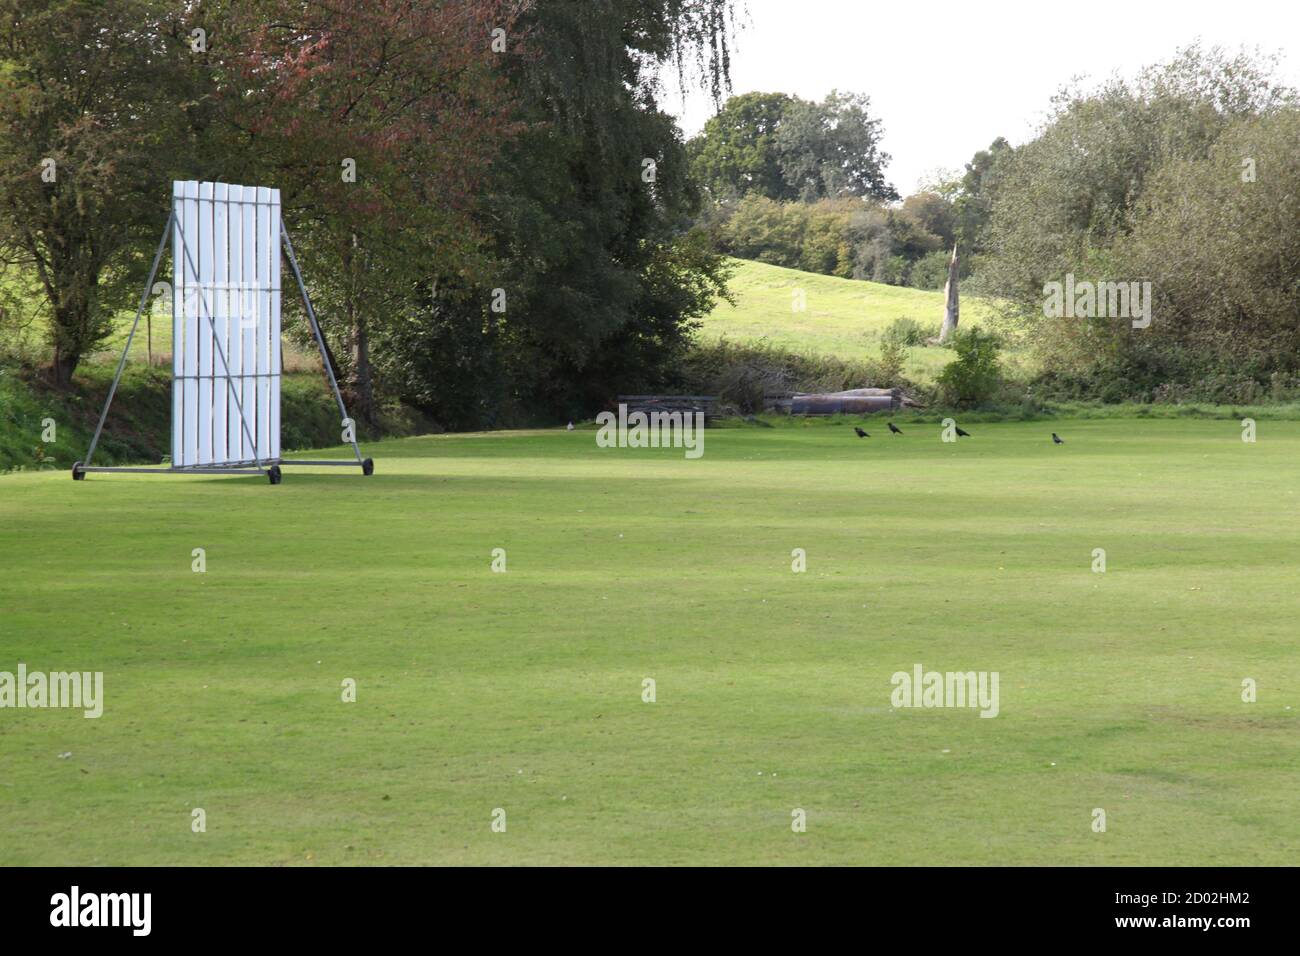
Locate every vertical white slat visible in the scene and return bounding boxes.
[211,183,229,464]
[182,180,200,467]
[256,186,272,460]
[196,182,214,465]
[226,185,244,458]
[267,188,281,460]
[171,182,184,466]
[241,187,258,462]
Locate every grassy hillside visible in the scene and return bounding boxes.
[698,258,999,381]
[0,360,409,473]
[2,417,1296,864]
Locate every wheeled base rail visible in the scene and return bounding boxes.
[71,459,374,484]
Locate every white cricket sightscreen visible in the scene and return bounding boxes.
[171,181,281,467]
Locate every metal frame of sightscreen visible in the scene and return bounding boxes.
[73,181,373,484]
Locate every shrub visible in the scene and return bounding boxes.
[882,317,936,348]
[878,337,906,385]
[936,328,1002,407]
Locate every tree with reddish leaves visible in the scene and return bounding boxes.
[213,0,526,425]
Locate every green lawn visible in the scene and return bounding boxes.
[699,258,1002,380]
[1,417,1296,865]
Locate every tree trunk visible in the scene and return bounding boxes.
[347,312,376,426]
[341,235,377,426]
[939,243,960,343]
[48,301,85,388]
[50,348,79,388]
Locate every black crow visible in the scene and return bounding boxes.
[1052,433,1064,444]
[854,426,870,438]
[955,426,971,437]
[888,422,903,435]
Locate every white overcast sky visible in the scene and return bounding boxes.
[660,0,1300,195]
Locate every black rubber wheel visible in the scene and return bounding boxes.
[267,465,282,485]
[362,458,374,476]
[71,461,85,481]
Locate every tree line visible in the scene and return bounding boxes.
[976,45,1299,402]
[3,8,1295,421]
[0,0,738,429]
[685,89,1007,290]
[689,45,1300,403]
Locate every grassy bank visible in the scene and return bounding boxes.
[696,258,1003,382]
[0,360,412,473]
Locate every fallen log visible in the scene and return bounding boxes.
[789,394,895,415]
[616,395,719,422]
[795,387,900,399]
[803,389,924,409]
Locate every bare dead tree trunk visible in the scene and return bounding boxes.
[940,243,960,343]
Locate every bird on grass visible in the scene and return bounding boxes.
[955,426,972,438]
[888,422,903,435]
[854,426,870,438]
[1052,432,1064,444]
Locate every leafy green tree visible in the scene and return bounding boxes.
[775,91,898,202]
[952,137,1011,254]
[884,205,944,261]
[382,0,738,428]
[977,44,1296,399]
[689,89,896,203]
[1102,108,1300,394]
[937,328,1002,406]
[901,192,956,249]
[906,249,952,291]
[722,195,801,266]
[0,0,199,386]
[714,196,869,277]
[687,92,796,201]
[210,0,522,425]
[981,45,1289,314]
